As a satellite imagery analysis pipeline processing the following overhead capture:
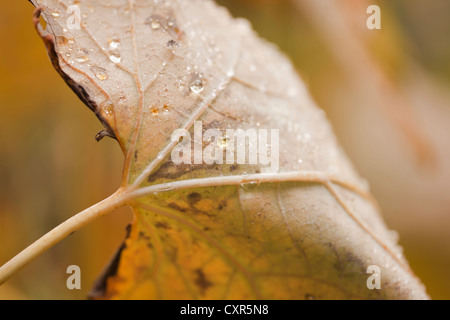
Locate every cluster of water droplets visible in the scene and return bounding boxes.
[108,37,122,64]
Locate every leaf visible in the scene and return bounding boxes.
[24,0,428,299]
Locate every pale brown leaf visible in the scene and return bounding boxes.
[25,0,428,299]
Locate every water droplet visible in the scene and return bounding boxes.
[240,181,258,191]
[190,79,204,94]
[158,183,174,192]
[74,48,89,63]
[217,136,229,149]
[150,17,161,30]
[51,11,60,17]
[76,56,89,63]
[298,159,303,164]
[167,18,175,27]
[96,71,108,80]
[109,53,121,64]
[108,37,120,50]
[163,105,170,112]
[103,100,113,115]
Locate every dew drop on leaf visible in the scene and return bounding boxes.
[109,53,121,64]
[240,181,258,191]
[96,72,108,80]
[217,136,229,149]
[103,100,113,115]
[190,79,204,94]
[75,56,89,63]
[108,38,121,50]
[147,15,162,30]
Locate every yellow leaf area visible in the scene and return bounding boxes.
[96,183,387,300]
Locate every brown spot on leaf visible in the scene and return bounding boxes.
[218,199,227,210]
[168,202,187,213]
[155,221,170,229]
[194,269,212,294]
[187,192,202,206]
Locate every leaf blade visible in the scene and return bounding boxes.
[30,0,428,299]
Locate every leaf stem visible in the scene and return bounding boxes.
[130,171,374,202]
[0,189,128,286]
[0,171,372,286]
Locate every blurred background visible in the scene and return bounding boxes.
[1,0,449,299]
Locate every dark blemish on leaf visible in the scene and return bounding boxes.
[134,150,138,161]
[147,161,203,183]
[155,221,170,230]
[187,192,202,206]
[194,269,212,294]
[218,199,227,210]
[167,39,179,48]
[138,231,146,239]
[186,192,214,217]
[230,164,238,172]
[168,202,187,213]
[343,251,368,276]
[138,232,154,250]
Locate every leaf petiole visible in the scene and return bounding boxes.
[0,188,128,286]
